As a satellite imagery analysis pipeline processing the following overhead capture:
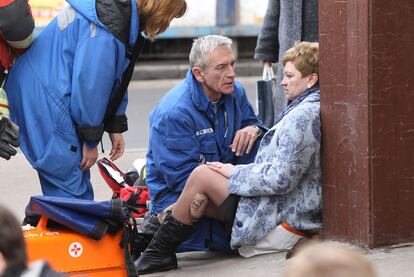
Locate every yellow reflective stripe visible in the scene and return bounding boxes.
[0,87,10,117]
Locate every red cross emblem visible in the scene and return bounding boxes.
[68,242,83,258]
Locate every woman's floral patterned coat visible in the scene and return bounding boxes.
[228,89,322,248]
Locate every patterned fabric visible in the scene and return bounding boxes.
[274,86,319,125]
[227,88,322,248]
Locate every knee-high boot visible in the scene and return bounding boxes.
[134,211,194,274]
[131,213,161,260]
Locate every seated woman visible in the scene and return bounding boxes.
[135,41,322,274]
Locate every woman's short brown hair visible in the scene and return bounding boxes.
[140,0,187,39]
[283,41,319,77]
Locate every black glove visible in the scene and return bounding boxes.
[0,117,19,160]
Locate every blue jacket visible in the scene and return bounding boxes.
[4,0,140,198]
[147,70,265,212]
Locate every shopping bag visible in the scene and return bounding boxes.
[238,223,307,258]
[256,63,286,128]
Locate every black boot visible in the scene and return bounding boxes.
[130,213,161,260]
[134,211,194,274]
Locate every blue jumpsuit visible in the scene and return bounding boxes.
[5,0,140,199]
[146,70,265,252]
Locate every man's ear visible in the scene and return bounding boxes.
[307,73,319,88]
[192,67,205,83]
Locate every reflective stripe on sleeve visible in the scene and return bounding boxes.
[0,87,10,117]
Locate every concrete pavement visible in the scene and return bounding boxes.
[1,150,413,277]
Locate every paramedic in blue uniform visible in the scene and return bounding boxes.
[145,35,266,253]
[4,0,186,201]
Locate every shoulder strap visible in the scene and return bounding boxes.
[103,33,145,125]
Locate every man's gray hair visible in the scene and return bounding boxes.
[189,35,233,69]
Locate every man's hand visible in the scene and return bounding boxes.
[109,133,125,161]
[80,143,98,171]
[230,125,261,156]
[0,117,19,160]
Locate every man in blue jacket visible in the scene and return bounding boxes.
[145,35,266,253]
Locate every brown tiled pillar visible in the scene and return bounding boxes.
[319,0,414,247]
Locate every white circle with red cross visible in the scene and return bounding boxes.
[68,242,83,258]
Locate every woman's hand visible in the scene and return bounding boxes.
[206,162,234,178]
[80,143,98,171]
[109,133,125,161]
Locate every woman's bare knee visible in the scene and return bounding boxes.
[186,165,214,191]
[191,165,212,180]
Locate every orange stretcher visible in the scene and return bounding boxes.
[23,216,128,276]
